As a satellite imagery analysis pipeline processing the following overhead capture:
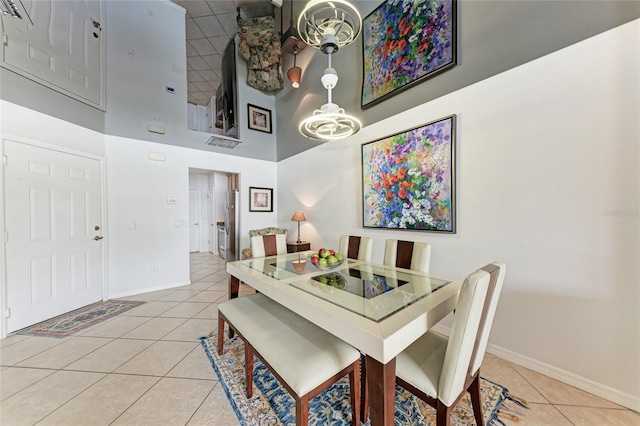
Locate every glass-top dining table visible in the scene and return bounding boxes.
[226,251,462,426]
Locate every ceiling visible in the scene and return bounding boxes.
[172,0,279,107]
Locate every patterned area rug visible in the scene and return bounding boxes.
[201,334,528,425]
[17,300,145,338]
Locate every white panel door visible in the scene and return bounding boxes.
[1,0,105,109]
[4,140,104,332]
[189,189,200,253]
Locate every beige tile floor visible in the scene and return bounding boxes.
[0,252,637,425]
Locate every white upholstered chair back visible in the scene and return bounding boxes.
[250,234,287,258]
[339,235,373,262]
[438,269,490,407]
[383,239,431,273]
[469,262,506,375]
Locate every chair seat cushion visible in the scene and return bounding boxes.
[395,331,448,399]
[219,294,360,396]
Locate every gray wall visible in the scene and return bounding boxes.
[1,0,279,162]
[275,0,640,160]
[3,1,638,162]
[104,0,190,147]
[0,63,106,133]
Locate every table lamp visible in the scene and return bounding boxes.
[290,211,307,243]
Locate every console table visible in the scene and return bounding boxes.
[286,241,310,253]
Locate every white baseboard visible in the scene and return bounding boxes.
[430,324,640,411]
[108,280,190,300]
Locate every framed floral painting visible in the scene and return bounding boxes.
[361,0,457,109]
[361,115,456,232]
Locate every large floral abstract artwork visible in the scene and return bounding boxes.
[362,115,456,232]
[361,0,457,108]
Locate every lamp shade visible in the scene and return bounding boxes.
[287,66,302,88]
[291,211,307,221]
[292,259,307,272]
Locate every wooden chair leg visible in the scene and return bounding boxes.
[436,400,453,426]
[217,317,225,355]
[245,343,254,398]
[360,354,368,422]
[227,275,239,339]
[349,360,361,426]
[469,374,484,426]
[297,395,309,426]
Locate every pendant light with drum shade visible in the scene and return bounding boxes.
[296,0,362,141]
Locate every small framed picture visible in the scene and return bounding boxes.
[249,187,273,212]
[247,104,272,133]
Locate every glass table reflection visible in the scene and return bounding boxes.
[291,264,449,322]
[243,254,450,321]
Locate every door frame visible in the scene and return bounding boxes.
[0,134,108,339]
[208,186,217,254]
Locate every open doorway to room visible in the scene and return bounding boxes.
[188,169,239,274]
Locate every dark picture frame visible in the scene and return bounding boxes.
[249,187,273,212]
[247,104,272,133]
[361,115,456,233]
[361,0,457,109]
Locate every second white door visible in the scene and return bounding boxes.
[189,189,200,252]
[4,140,104,332]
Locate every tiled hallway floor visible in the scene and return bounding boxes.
[1,252,638,425]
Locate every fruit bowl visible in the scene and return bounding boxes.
[307,248,347,271]
[307,255,346,270]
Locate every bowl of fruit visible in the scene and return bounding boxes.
[308,248,346,270]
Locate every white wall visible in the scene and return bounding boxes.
[0,101,106,337]
[277,21,640,409]
[0,101,105,157]
[0,99,279,333]
[106,136,278,298]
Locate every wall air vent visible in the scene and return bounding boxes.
[0,0,33,23]
[206,134,242,149]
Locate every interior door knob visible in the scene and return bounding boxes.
[93,236,104,241]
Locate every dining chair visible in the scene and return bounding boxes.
[361,262,506,426]
[223,233,287,339]
[250,233,287,257]
[383,239,431,273]
[242,227,287,259]
[339,235,373,262]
